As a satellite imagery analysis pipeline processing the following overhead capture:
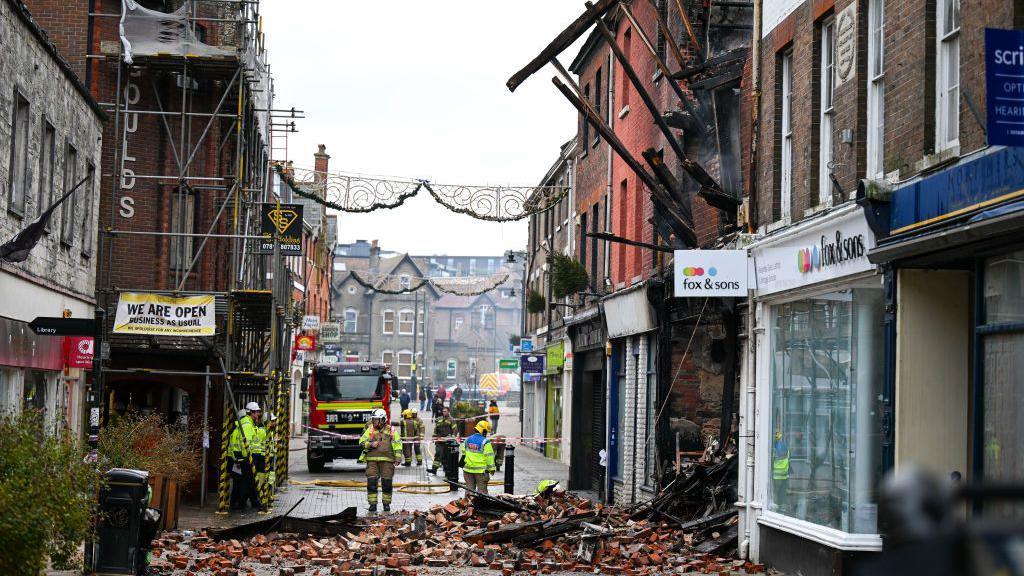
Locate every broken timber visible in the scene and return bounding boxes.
[206,507,361,541]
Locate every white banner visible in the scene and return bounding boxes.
[302,315,321,331]
[112,292,216,336]
[674,250,749,297]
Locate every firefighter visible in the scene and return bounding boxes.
[229,402,263,511]
[358,408,402,513]
[431,406,457,474]
[400,408,425,467]
[460,419,496,495]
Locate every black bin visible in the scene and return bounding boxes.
[95,468,159,575]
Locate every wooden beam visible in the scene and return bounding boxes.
[506,0,618,92]
[670,47,748,81]
[584,231,675,253]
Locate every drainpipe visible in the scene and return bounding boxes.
[747,0,763,233]
[604,49,615,281]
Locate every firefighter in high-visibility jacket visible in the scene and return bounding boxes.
[772,429,790,508]
[400,409,425,467]
[358,408,403,513]
[229,402,264,511]
[460,419,496,495]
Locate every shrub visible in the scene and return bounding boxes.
[551,253,589,299]
[0,409,98,574]
[98,411,202,486]
[451,401,484,420]
[526,289,546,314]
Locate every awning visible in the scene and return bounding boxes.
[603,283,655,339]
[869,198,1024,266]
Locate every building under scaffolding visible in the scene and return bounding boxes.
[76,0,293,512]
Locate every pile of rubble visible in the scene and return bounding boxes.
[148,485,762,576]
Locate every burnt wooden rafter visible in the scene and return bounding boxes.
[506,0,618,92]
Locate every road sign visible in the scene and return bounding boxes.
[29,316,95,336]
[499,358,519,371]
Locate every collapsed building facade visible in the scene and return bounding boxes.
[517,0,752,505]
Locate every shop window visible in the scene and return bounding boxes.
[982,251,1024,517]
[769,288,884,534]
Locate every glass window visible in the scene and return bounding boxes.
[38,121,56,225]
[169,188,194,270]
[8,92,30,216]
[381,350,394,368]
[780,49,794,222]
[446,359,457,380]
[936,0,960,150]
[344,308,358,333]
[818,18,835,206]
[454,315,464,331]
[61,143,78,246]
[769,288,884,534]
[382,310,394,334]
[81,165,96,257]
[398,309,414,335]
[314,374,383,401]
[984,251,1024,324]
[867,0,886,178]
[399,275,411,290]
[397,350,413,379]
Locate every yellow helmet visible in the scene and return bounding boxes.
[402,409,414,419]
[475,420,491,434]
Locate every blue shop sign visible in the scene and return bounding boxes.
[890,146,1024,233]
[986,28,1024,146]
[520,354,544,375]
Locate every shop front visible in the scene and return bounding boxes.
[568,308,607,495]
[869,145,1024,516]
[746,204,885,575]
[544,339,565,461]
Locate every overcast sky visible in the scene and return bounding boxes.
[262,1,587,257]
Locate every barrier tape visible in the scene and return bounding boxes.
[303,425,562,444]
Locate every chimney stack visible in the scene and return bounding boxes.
[314,144,330,184]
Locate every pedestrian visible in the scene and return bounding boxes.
[460,419,496,495]
[425,384,434,413]
[229,402,264,511]
[436,384,447,404]
[431,406,456,474]
[487,399,500,433]
[399,388,411,412]
[418,385,428,412]
[358,408,402,514]
[431,393,444,421]
[400,408,425,467]
[452,383,463,404]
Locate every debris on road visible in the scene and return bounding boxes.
[147,486,762,575]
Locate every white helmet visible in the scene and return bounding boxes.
[237,408,248,419]
[245,401,261,412]
[371,408,387,420]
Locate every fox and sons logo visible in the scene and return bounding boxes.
[674,250,748,297]
[797,231,866,273]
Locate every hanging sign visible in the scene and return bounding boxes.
[65,337,94,369]
[545,341,565,375]
[258,203,303,254]
[499,358,519,371]
[302,315,321,331]
[320,322,341,343]
[520,354,545,375]
[986,28,1024,146]
[112,292,216,336]
[520,338,534,353]
[673,250,749,297]
[294,333,316,351]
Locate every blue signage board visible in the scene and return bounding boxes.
[890,146,1024,233]
[520,338,534,353]
[986,28,1024,146]
[519,354,544,375]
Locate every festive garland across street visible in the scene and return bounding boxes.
[349,270,513,296]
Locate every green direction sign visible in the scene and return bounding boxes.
[499,358,519,371]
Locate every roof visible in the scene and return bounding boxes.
[6,0,106,120]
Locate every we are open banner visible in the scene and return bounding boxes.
[113,292,216,336]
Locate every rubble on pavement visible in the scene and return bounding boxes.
[147,485,762,576]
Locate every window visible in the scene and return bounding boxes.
[981,251,1024,518]
[8,91,29,216]
[594,67,603,146]
[418,311,424,334]
[817,18,835,207]
[487,258,497,273]
[613,343,627,479]
[60,143,78,246]
[382,309,395,334]
[582,83,591,155]
[469,258,476,274]
[446,359,457,380]
[621,30,632,108]
[866,0,886,178]
[382,350,394,367]
[81,164,96,257]
[479,304,490,328]
[454,315,464,331]
[936,0,960,151]
[344,308,358,333]
[169,188,194,270]
[655,0,668,65]
[399,274,411,290]
[590,202,599,288]
[769,288,885,533]
[779,49,794,223]
[398,309,414,335]
[580,210,588,279]
[38,121,56,225]
[397,350,413,379]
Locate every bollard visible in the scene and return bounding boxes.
[504,444,515,494]
[445,439,460,491]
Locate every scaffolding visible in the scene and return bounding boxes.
[93,0,293,513]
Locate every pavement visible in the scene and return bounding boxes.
[178,402,582,530]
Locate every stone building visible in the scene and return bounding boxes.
[0,0,104,437]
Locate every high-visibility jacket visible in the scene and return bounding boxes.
[434,417,456,439]
[229,415,258,458]
[460,433,495,474]
[401,417,424,440]
[252,425,267,456]
[359,425,403,462]
[772,440,790,480]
